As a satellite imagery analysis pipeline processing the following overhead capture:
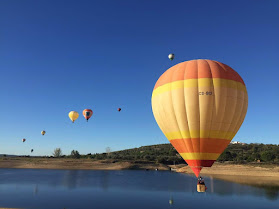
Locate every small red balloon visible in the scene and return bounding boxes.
[83,109,93,121]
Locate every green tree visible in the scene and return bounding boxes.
[70,150,80,159]
[218,151,233,161]
[261,151,275,162]
[53,148,62,158]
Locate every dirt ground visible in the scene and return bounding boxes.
[0,157,169,171]
[176,162,279,186]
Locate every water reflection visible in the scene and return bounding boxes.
[61,169,110,190]
[169,196,173,205]
[0,169,278,209]
[204,176,279,200]
[256,185,279,200]
[101,171,109,191]
[33,184,38,195]
[206,175,279,201]
[210,176,214,193]
[0,169,278,199]
[62,170,79,189]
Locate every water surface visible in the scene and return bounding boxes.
[0,169,278,209]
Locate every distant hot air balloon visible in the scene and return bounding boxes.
[22,138,26,143]
[69,111,79,123]
[83,109,93,122]
[31,149,34,153]
[41,130,46,136]
[168,53,174,61]
[118,108,121,112]
[152,59,248,178]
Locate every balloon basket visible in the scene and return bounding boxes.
[197,184,206,193]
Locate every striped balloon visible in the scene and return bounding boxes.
[83,109,93,121]
[151,59,248,177]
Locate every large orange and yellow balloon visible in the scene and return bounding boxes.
[151,59,248,177]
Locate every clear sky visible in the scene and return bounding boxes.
[0,0,278,156]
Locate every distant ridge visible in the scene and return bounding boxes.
[0,154,18,157]
[92,143,279,164]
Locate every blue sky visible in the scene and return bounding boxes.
[0,0,278,155]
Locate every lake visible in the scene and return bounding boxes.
[0,168,278,209]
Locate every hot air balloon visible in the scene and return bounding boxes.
[168,53,174,61]
[41,130,46,136]
[151,59,248,178]
[22,138,26,143]
[118,108,121,112]
[31,149,34,153]
[83,109,93,122]
[69,111,79,123]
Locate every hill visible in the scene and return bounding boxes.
[2,143,278,165]
[86,143,279,164]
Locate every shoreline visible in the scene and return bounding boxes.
[0,158,170,171]
[0,158,279,187]
[176,163,279,187]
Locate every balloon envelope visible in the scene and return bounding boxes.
[118,108,121,112]
[22,138,26,142]
[151,59,248,177]
[69,111,79,123]
[168,53,174,60]
[83,109,93,121]
[41,130,46,135]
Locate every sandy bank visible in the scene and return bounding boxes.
[0,158,169,171]
[176,163,279,187]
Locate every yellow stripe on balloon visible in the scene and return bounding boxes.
[152,78,247,98]
[180,152,221,160]
[165,130,235,140]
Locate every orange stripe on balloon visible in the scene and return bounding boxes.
[170,138,230,153]
[154,60,245,90]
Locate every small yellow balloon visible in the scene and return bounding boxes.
[69,111,79,123]
[41,130,46,136]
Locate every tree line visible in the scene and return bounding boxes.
[218,143,279,163]
[52,143,279,164]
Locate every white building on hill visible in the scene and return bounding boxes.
[230,141,246,145]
